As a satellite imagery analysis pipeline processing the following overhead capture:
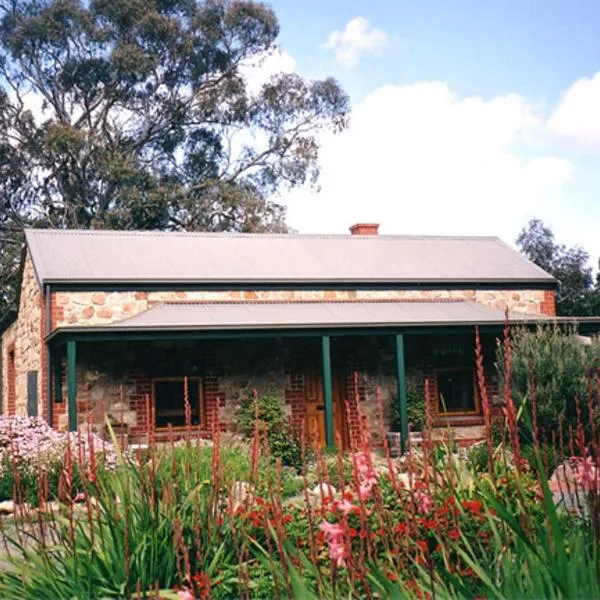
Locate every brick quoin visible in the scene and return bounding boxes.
[40,295,48,419]
[6,343,16,415]
[49,293,65,331]
[540,290,556,316]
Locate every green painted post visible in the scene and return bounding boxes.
[53,353,63,402]
[321,335,334,448]
[395,334,408,453]
[67,341,77,431]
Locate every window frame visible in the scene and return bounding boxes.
[151,376,204,430]
[434,367,480,417]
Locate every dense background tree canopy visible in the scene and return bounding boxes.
[516,218,600,316]
[0,0,349,316]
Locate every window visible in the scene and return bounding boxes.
[27,371,38,417]
[436,368,477,414]
[152,378,203,429]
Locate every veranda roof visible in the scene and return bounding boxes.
[101,300,549,332]
[25,229,555,286]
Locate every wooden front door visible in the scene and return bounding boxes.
[304,372,347,449]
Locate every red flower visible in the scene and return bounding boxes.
[462,500,483,514]
[386,570,398,581]
[416,540,428,551]
[448,528,461,541]
[255,497,265,506]
[422,519,436,530]
[348,527,358,538]
[282,514,293,524]
[395,522,409,534]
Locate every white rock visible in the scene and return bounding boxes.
[397,472,416,490]
[0,500,14,514]
[311,483,336,498]
[231,481,253,508]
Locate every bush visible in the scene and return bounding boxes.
[390,376,426,432]
[235,392,304,469]
[497,326,600,443]
[0,416,119,504]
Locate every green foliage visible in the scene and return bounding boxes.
[235,392,304,469]
[0,0,349,316]
[236,392,285,437]
[389,376,426,432]
[497,325,600,443]
[517,218,599,316]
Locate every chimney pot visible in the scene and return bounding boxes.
[349,223,379,236]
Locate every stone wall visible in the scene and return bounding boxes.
[51,288,556,328]
[0,256,44,416]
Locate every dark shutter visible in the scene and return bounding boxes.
[27,371,38,417]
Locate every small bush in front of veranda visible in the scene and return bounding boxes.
[235,392,304,469]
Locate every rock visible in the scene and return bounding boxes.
[231,481,253,509]
[397,472,416,490]
[0,501,14,515]
[311,483,336,499]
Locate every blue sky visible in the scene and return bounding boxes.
[261,0,600,266]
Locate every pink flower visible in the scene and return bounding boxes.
[319,520,345,539]
[358,477,377,501]
[335,499,358,516]
[573,455,600,493]
[352,451,378,501]
[415,491,433,514]
[328,539,347,566]
[320,520,348,567]
[177,590,195,600]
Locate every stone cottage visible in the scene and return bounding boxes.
[2,224,594,450]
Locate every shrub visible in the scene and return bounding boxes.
[497,326,600,444]
[0,416,119,504]
[235,392,304,469]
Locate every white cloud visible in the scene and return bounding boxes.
[283,80,578,252]
[240,49,296,96]
[547,71,600,145]
[324,17,388,69]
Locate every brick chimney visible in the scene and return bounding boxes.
[349,223,379,235]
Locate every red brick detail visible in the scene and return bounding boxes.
[203,354,224,434]
[540,290,556,316]
[50,293,64,330]
[287,373,305,435]
[40,295,47,419]
[6,343,16,415]
[349,223,379,236]
[344,369,365,450]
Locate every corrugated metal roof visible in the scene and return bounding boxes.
[25,229,555,286]
[102,300,550,331]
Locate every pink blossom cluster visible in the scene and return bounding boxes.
[0,416,122,476]
[319,520,347,567]
[318,451,379,567]
[415,491,433,514]
[572,454,599,494]
[352,451,378,501]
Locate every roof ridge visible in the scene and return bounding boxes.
[24,227,500,242]
[160,298,470,306]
